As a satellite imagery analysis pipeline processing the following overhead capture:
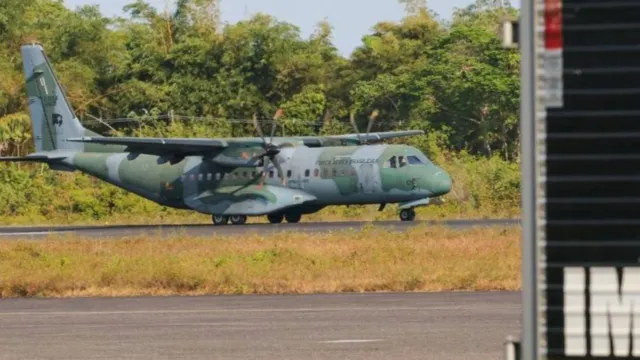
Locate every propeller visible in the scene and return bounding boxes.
[253,109,286,186]
[349,109,380,145]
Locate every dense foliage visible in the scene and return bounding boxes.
[0,0,521,224]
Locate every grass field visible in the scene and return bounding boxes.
[0,225,521,298]
[0,203,520,227]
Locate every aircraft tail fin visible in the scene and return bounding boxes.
[21,43,98,153]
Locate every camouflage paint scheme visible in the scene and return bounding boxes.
[2,44,452,222]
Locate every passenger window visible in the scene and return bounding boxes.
[206,173,212,181]
[305,169,310,177]
[269,171,274,178]
[215,173,221,180]
[287,170,292,178]
[314,168,319,177]
[389,156,397,169]
[399,156,407,168]
[189,174,195,181]
[332,168,337,177]
[243,171,248,178]
[322,168,328,177]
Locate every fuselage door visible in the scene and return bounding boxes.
[359,162,376,194]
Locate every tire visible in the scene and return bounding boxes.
[230,215,247,225]
[267,213,284,224]
[212,215,229,225]
[399,209,416,222]
[284,212,302,223]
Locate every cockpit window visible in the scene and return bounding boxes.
[398,156,407,168]
[388,156,397,169]
[407,155,423,165]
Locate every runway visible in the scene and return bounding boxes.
[0,219,519,238]
[0,292,521,360]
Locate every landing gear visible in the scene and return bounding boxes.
[265,212,301,224]
[399,208,416,222]
[212,215,229,225]
[284,212,302,223]
[267,213,284,224]
[230,215,248,225]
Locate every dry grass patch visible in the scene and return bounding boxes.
[0,225,521,298]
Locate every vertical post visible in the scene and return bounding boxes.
[505,336,522,360]
[519,0,538,359]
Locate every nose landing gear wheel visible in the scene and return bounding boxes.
[230,215,248,225]
[267,213,284,224]
[212,215,229,225]
[399,209,416,222]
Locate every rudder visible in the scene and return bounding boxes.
[21,43,89,152]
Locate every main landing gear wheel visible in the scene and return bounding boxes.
[212,215,229,225]
[399,209,416,222]
[284,212,302,224]
[230,215,247,225]
[267,213,284,224]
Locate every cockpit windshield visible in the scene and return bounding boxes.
[384,153,433,168]
[407,155,423,165]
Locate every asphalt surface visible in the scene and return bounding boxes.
[0,292,521,360]
[0,219,519,239]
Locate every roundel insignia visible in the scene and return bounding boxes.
[52,113,63,126]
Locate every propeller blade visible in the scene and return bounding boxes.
[272,156,286,185]
[270,108,283,143]
[349,110,362,143]
[253,113,266,145]
[365,110,379,144]
[269,120,277,143]
[259,156,271,186]
[274,108,284,120]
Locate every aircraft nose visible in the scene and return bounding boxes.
[431,168,452,196]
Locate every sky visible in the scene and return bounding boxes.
[63,0,521,57]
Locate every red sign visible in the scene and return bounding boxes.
[545,0,563,50]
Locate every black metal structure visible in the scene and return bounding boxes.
[542,0,640,359]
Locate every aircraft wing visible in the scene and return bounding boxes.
[66,129,424,156]
[184,185,317,216]
[67,136,236,156]
[298,130,424,147]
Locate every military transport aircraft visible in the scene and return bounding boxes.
[0,44,452,225]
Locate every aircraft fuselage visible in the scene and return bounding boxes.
[61,143,451,217]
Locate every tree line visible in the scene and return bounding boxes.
[0,0,521,223]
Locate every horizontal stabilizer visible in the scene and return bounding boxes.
[0,154,67,162]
